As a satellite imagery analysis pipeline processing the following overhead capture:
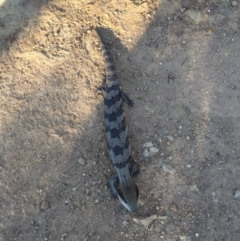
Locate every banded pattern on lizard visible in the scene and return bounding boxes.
[96,28,139,213]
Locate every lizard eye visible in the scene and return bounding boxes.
[117,189,127,204]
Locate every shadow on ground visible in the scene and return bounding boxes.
[1,0,240,240]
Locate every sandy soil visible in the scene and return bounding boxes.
[1,0,240,240]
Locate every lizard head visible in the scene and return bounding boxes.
[117,183,139,213]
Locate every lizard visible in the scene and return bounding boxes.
[96,28,139,213]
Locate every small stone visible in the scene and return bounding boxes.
[162,163,175,174]
[195,233,199,237]
[167,135,174,141]
[232,1,237,7]
[61,233,68,241]
[83,236,89,241]
[143,149,150,157]
[133,215,167,229]
[166,141,171,146]
[72,187,78,192]
[85,189,90,195]
[95,199,99,204]
[179,125,182,129]
[149,146,159,156]
[185,106,191,115]
[191,185,200,193]
[91,180,98,185]
[78,158,86,166]
[169,202,179,212]
[182,40,186,45]
[40,200,50,211]
[179,236,191,241]
[185,10,203,23]
[168,74,174,85]
[123,220,128,226]
[234,190,240,198]
[186,136,191,141]
[143,142,154,148]
[186,164,191,168]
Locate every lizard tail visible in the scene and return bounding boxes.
[96,28,118,88]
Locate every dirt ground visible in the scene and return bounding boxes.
[1,0,240,240]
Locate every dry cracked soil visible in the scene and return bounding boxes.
[1,0,240,240]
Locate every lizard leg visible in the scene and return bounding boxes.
[120,90,134,107]
[108,176,118,198]
[130,162,139,177]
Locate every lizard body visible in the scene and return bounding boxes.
[96,28,139,213]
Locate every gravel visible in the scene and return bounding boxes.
[40,200,50,211]
[232,1,237,7]
[78,157,86,165]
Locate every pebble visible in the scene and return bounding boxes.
[38,217,46,225]
[234,190,240,198]
[186,107,191,115]
[166,141,171,146]
[78,158,86,166]
[149,147,159,156]
[162,163,175,174]
[40,200,50,211]
[179,236,191,241]
[123,220,128,226]
[143,149,150,157]
[186,164,191,168]
[195,233,199,237]
[232,1,237,7]
[85,189,90,195]
[143,142,159,157]
[168,74,174,85]
[185,10,203,23]
[186,136,191,141]
[133,215,167,229]
[143,142,154,148]
[95,199,99,204]
[91,180,98,185]
[60,233,68,241]
[169,202,179,212]
[167,135,174,141]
